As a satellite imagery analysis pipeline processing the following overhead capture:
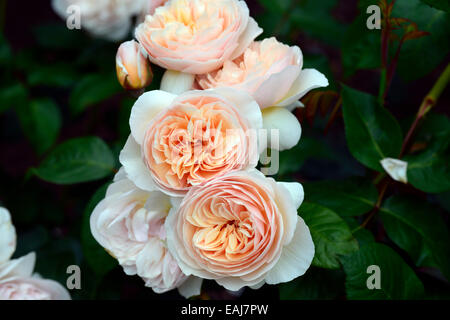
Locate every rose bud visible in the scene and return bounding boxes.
[116,40,153,90]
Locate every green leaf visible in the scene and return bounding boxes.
[344,218,376,246]
[299,202,358,269]
[341,242,425,299]
[342,85,403,171]
[394,0,450,81]
[0,83,27,114]
[405,137,450,193]
[81,183,117,276]
[303,177,377,217]
[420,0,450,12]
[70,73,122,115]
[32,137,115,184]
[341,14,381,77]
[16,98,62,155]
[406,149,450,193]
[403,113,450,193]
[279,268,344,300]
[380,196,450,279]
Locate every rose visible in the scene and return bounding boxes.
[119,88,262,196]
[0,253,70,300]
[135,0,262,74]
[0,207,16,264]
[165,169,315,291]
[116,40,153,90]
[90,169,201,296]
[52,0,146,41]
[195,37,328,109]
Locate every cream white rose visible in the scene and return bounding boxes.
[90,169,201,296]
[0,253,71,300]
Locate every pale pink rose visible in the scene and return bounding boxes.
[135,0,262,74]
[165,169,315,291]
[52,0,146,41]
[90,169,201,296]
[119,88,262,196]
[196,37,329,109]
[0,253,70,300]
[116,40,153,90]
[0,207,16,264]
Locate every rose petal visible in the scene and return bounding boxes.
[276,69,329,108]
[265,218,315,284]
[129,90,176,145]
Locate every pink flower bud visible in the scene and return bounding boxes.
[116,40,153,90]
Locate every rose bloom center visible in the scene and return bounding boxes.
[143,96,250,192]
[180,177,282,273]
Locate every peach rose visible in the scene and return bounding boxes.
[90,169,202,296]
[135,0,262,74]
[119,88,262,196]
[165,169,315,291]
[52,0,146,41]
[116,40,153,90]
[0,253,71,300]
[196,37,328,109]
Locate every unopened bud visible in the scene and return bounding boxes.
[116,40,153,90]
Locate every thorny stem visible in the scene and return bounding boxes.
[378,1,391,105]
[400,62,450,156]
[364,62,450,229]
[384,36,406,101]
[324,96,342,134]
[357,179,390,230]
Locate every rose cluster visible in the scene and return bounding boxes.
[90,0,328,297]
[0,207,71,300]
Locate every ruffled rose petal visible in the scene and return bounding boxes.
[265,218,315,284]
[276,69,329,108]
[0,252,36,282]
[119,135,158,192]
[129,90,176,145]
